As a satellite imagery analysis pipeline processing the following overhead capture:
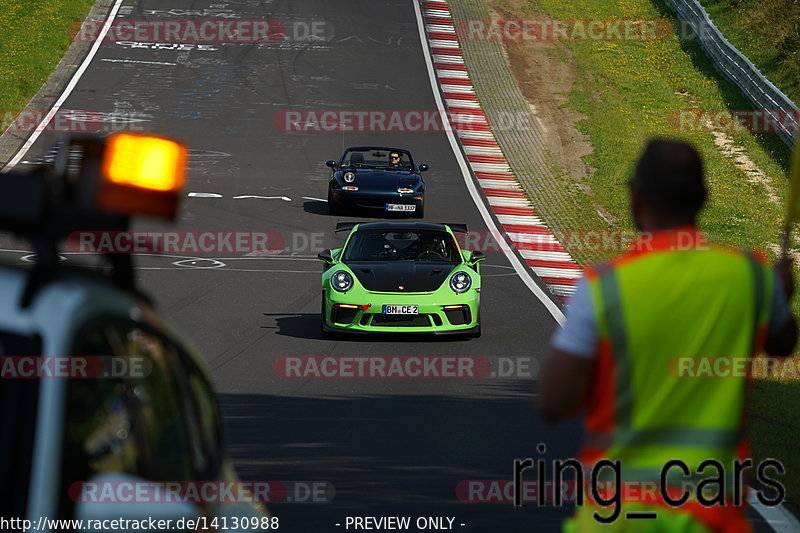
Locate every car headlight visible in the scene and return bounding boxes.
[343,171,356,183]
[450,271,471,293]
[331,270,353,292]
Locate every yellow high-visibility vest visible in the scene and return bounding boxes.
[568,228,770,533]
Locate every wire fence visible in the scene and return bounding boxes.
[665,0,799,147]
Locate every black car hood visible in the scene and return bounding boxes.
[339,170,421,192]
[347,261,456,292]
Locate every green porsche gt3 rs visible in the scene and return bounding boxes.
[318,222,485,337]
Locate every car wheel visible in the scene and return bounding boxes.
[327,188,341,216]
[320,295,334,338]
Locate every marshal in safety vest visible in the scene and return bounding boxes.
[566,228,771,533]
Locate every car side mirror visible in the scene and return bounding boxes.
[326,160,337,168]
[318,249,334,262]
[470,250,485,263]
[418,164,429,172]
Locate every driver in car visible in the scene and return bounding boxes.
[388,152,403,168]
[416,236,443,260]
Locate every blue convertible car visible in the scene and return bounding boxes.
[326,146,429,217]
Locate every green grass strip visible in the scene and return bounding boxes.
[0,0,96,123]
[699,0,800,106]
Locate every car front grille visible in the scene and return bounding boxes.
[370,314,432,327]
[354,198,389,208]
[444,308,471,325]
[332,306,358,325]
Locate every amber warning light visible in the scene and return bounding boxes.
[97,132,187,219]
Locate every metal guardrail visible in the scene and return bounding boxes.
[665,0,799,147]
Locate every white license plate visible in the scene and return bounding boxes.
[385,204,416,212]
[382,305,418,315]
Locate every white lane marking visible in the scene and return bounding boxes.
[430,40,461,49]
[239,255,318,260]
[456,125,495,135]
[506,232,559,244]
[428,24,457,33]
[523,266,582,278]
[749,491,800,532]
[136,267,316,273]
[518,250,575,261]
[188,192,223,198]
[101,58,177,66]
[425,9,452,18]
[468,162,512,173]
[486,197,531,207]
[0,249,323,262]
[441,84,475,94]
[173,258,226,269]
[114,41,218,52]
[412,0,564,324]
[477,179,520,190]
[20,254,67,263]
[434,57,465,66]
[233,195,291,201]
[495,214,545,226]
[303,196,327,202]
[4,0,126,170]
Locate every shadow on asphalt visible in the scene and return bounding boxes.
[218,390,580,533]
[302,200,425,221]
[303,200,329,216]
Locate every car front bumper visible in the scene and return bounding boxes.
[332,190,423,212]
[322,288,479,334]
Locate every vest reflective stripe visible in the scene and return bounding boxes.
[585,244,772,481]
[596,265,633,430]
[586,427,741,450]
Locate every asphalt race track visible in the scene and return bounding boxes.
[7,0,584,531]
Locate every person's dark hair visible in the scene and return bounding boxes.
[629,139,707,217]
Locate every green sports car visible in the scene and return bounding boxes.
[319,222,484,337]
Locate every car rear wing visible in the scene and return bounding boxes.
[442,223,467,233]
[335,222,358,233]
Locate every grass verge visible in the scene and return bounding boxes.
[491,0,800,506]
[0,0,96,125]
[699,0,800,106]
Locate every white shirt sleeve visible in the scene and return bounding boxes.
[550,276,598,358]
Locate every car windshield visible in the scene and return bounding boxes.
[341,149,413,170]
[343,229,460,262]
